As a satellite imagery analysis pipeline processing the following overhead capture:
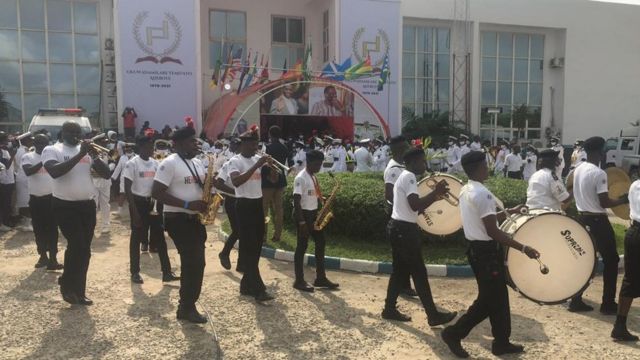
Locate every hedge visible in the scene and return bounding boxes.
[281,172,529,244]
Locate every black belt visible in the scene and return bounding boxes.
[164,212,199,221]
[133,194,152,201]
[578,211,607,217]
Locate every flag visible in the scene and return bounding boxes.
[320,57,351,81]
[209,59,221,89]
[219,44,234,88]
[242,52,259,91]
[280,58,287,78]
[236,50,251,94]
[260,59,269,83]
[377,53,390,91]
[345,55,372,80]
[251,54,264,86]
[302,42,312,81]
[226,48,244,82]
[282,60,303,79]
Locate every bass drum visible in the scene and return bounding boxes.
[416,173,464,236]
[501,209,596,304]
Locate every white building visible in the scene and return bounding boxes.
[1,0,639,146]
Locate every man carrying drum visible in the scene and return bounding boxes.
[526,148,573,211]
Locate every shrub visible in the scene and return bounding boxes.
[281,172,529,243]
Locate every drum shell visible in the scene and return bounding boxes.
[416,173,463,236]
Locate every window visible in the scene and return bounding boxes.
[322,10,329,63]
[209,10,246,69]
[621,139,635,151]
[272,16,305,71]
[402,25,451,124]
[480,31,544,141]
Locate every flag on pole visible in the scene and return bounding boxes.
[345,55,372,80]
[320,57,351,81]
[209,59,221,89]
[219,44,234,89]
[227,48,244,82]
[377,53,390,91]
[236,50,251,94]
[251,54,264,86]
[241,52,259,92]
[260,59,269,83]
[282,60,303,79]
[280,58,288,78]
[302,42,312,81]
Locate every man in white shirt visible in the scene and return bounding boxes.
[469,136,482,152]
[126,135,178,285]
[14,134,33,231]
[216,138,243,272]
[354,139,373,172]
[570,136,628,314]
[382,147,457,327]
[504,145,523,179]
[526,149,572,211]
[152,126,209,324]
[270,84,299,115]
[310,85,344,116]
[445,136,460,174]
[330,139,348,173]
[22,134,62,270]
[522,146,538,182]
[442,151,539,358]
[494,140,508,176]
[43,121,111,306]
[550,136,565,179]
[0,131,16,230]
[292,150,339,292]
[91,137,112,234]
[611,179,640,341]
[229,126,277,302]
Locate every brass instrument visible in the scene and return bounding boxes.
[199,154,224,225]
[313,172,340,231]
[422,176,459,206]
[257,151,291,175]
[154,139,172,160]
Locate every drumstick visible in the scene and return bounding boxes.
[536,258,550,275]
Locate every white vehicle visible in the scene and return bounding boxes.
[613,126,640,178]
[28,108,92,141]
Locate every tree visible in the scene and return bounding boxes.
[0,91,8,121]
[401,107,471,147]
[512,104,530,142]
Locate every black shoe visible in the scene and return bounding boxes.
[428,310,458,327]
[46,260,64,271]
[313,277,339,289]
[240,289,254,296]
[59,287,78,305]
[141,243,149,252]
[255,291,275,302]
[381,308,411,322]
[293,281,315,292]
[177,308,208,324]
[402,287,418,297]
[441,327,469,358]
[600,302,618,315]
[235,265,245,273]
[491,342,524,356]
[77,296,94,306]
[35,256,48,268]
[611,326,640,342]
[131,273,144,284]
[568,299,594,312]
[162,272,180,282]
[218,252,231,270]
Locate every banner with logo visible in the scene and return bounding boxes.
[339,0,401,137]
[115,0,199,133]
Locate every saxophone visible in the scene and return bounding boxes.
[313,172,340,231]
[199,154,224,225]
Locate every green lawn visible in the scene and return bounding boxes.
[221,220,629,265]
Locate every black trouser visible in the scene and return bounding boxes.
[385,212,412,291]
[129,196,171,275]
[294,209,326,282]
[384,220,438,316]
[148,202,164,249]
[620,222,640,298]
[164,213,207,310]
[573,214,619,304]
[54,198,96,297]
[447,241,511,344]
[29,194,58,257]
[0,183,15,226]
[507,171,522,179]
[236,198,266,296]
[220,196,244,268]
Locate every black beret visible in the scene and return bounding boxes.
[170,126,196,142]
[538,148,560,159]
[461,150,486,166]
[306,149,325,162]
[239,126,259,141]
[402,147,425,163]
[389,135,406,146]
[583,136,605,152]
[135,134,154,146]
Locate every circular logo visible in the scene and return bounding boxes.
[351,27,390,68]
[132,11,182,64]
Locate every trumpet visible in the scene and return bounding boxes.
[423,176,459,206]
[75,133,111,155]
[257,151,290,175]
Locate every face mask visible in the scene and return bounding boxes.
[448,141,453,146]
[527,151,533,156]
[459,142,465,146]
[125,151,134,156]
[501,145,506,149]
[213,148,222,154]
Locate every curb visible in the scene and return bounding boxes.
[216,229,623,278]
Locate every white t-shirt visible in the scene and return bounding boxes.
[573,162,608,213]
[354,147,372,172]
[111,153,130,180]
[391,170,419,223]
[153,153,205,214]
[629,180,640,222]
[215,160,235,197]
[293,168,319,211]
[14,146,28,181]
[41,142,95,201]
[526,168,570,211]
[0,149,15,184]
[227,154,262,199]
[459,180,497,241]
[384,159,405,186]
[523,154,537,180]
[505,153,523,172]
[21,152,53,196]
[123,155,158,197]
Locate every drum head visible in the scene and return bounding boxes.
[505,213,596,304]
[607,167,631,220]
[416,174,463,236]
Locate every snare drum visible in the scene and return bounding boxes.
[501,209,596,304]
[416,173,464,236]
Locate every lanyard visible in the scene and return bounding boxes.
[311,174,323,205]
[178,154,203,189]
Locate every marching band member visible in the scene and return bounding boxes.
[469,136,482,152]
[0,131,16,230]
[383,135,417,297]
[372,139,387,171]
[442,151,540,358]
[229,126,278,302]
[550,136,565,179]
[217,138,243,272]
[382,147,457,326]
[522,146,538,182]
[611,178,640,341]
[292,150,339,292]
[569,136,628,314]
[22,134,62,270]
[526,149,572,211]
[152,126,208,323]
[14,134,33,231]
[330,139,347,173]
[570,139,587,169]
[494,140,508,176]
[125,134,179,285]
[458,135,471,158]
[504,145,523,179]
[262,126,288,243]
[445,136,460,174]
[354,139,373,172]
[292,141,307,175]
[43,121,111,305]
[92,136,112,234]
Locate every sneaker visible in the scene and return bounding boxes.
[381,307,411,322]
[177,308,208,324]
[293,280,315,292]
[255,291,275,302]
[441,327,469,358]
[313,277,339,289]
[611,325,640,342]
[600,302,618,315]
[218,252,231,270]
[491,341,524,356]
[35,256,49,268]
[568,299,594,312]
[428,310,458,327]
